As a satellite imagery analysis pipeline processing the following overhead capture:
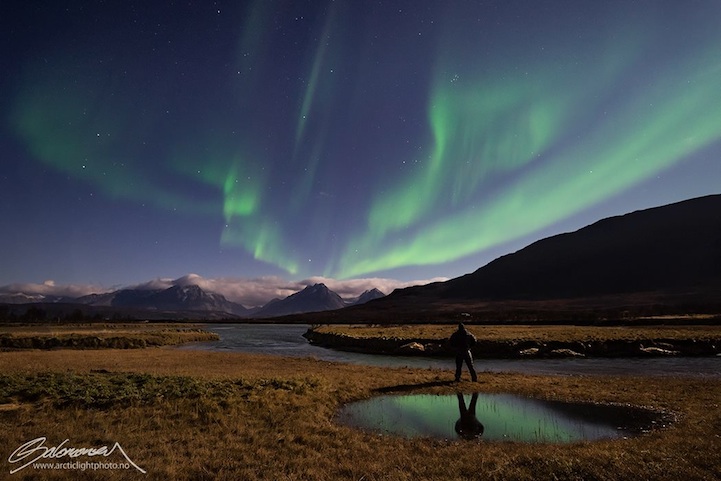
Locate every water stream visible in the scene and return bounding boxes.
[180,323,721,377]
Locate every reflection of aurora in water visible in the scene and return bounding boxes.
[4,1,721,283]
[337,393,655,442]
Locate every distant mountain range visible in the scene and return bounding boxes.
[76,284,251,317]
[3,194,720,323]
[0,283,385,320]
[252,284,384,318]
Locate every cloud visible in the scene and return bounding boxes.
[2,274,447,308]
[131,273,447,307]
[0,281,112,299]
[219,275,449,306]
[124,274,296,307]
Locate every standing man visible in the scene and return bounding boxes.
[448,323,478,382]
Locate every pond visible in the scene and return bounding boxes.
[336,393,663,442]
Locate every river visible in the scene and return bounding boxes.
[178,323,721,378]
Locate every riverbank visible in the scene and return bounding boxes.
[304,324,721,358]
[0,348,719,480]
[0,323,219,350]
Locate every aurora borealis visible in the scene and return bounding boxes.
[2,0,721,297]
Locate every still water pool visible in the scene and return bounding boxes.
[337,393,660,442]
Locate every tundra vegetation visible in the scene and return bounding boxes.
[0,323,218,349]
[312,324,721,343]
[305,324,721,358]
[0,344,720,480]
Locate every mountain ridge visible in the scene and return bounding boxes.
[252,283,346,318]
[280,194,721,323]
[430,193,721,300]
[0,282,386,320]
[2,194,720,322]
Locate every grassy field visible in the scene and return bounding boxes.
[0,323,218,349]
[305,324,721,358]
[311,324,721,343]
[0,347,720,480]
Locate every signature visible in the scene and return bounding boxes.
[8,437,146,474]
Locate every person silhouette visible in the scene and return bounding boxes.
[448,323,478,382]
[455,393,484,440]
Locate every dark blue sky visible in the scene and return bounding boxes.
[2,0,720,303]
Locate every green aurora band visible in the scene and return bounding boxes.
[335,27,721,278]
[8,2,721,279]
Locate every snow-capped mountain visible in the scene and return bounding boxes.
[253,283,346,318]
[78,285,249,316]
[346,288,386,306]
[1,282,386,319]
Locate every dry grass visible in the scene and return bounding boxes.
[0,348,720,480]
[0,323,218,349]
[315,324,721,343]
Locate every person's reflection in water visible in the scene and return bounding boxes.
[455,393,484,440]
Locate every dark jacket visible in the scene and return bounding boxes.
[448,325,477,352]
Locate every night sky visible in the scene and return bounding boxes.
[2,1,720,305]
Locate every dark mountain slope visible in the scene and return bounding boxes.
[252,195,721,324]
[399,194,721,301]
